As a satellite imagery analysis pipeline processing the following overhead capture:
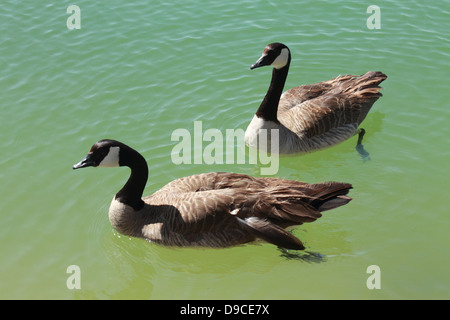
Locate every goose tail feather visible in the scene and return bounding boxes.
[308,182,353,211]
[271,182,353,224]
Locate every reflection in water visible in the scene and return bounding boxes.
[278,249,327,263]
[356,143,371,162]
[355,111,386,162]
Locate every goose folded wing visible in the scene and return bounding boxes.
[281,95,362,138]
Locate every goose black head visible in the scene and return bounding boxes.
[250,42,291,70]
[73,139,123,170]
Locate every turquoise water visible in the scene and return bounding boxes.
[0,0,449,299]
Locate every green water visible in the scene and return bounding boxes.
[1,0,449,300]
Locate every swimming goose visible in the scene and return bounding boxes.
[73,139,353,250]
[245,42,387,155]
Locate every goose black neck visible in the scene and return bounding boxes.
[115,147,148,211]
[255,62,290,122]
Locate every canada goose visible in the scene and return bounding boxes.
[245,42,387,155]
[73,139,353,250]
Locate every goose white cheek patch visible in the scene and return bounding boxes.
[99,146,120,167]
[271,48,289,69]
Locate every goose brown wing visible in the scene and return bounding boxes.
[142,189,251,247]
[145,183,242,232]
[234,179,352,225]
[278,81,334,114]
[278,72,386,138]
[281,95,362,138]
[142,173,352,248]
[147,172,352,230]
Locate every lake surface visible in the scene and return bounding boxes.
[0,0,448,299]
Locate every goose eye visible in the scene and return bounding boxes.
[99,148,109,158]
[94,147,112,163]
